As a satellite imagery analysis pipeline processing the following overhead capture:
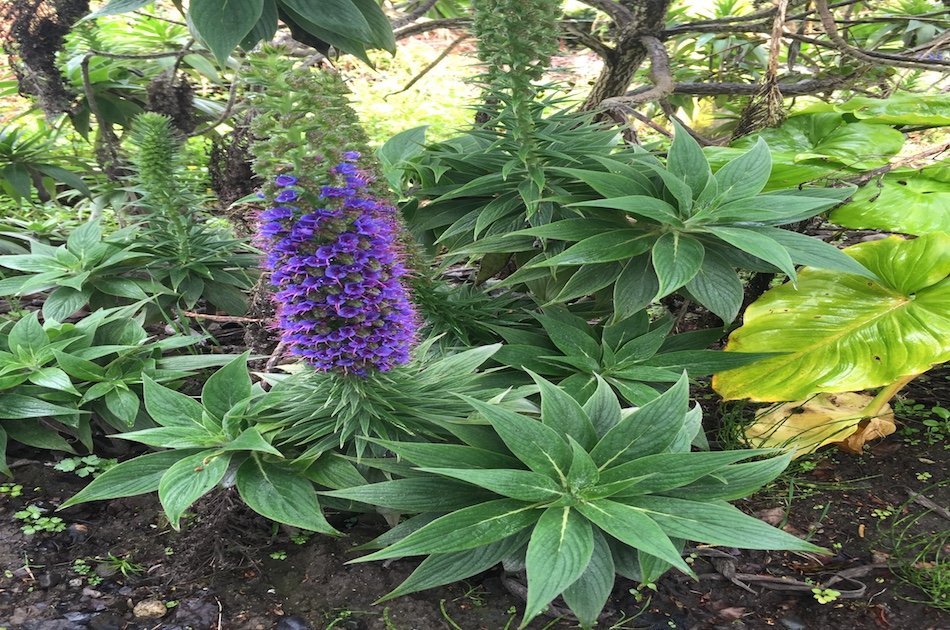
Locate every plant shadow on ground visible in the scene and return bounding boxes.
[0,368,947,630]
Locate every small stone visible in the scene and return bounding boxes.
[174,598,218,627]
[82,587,103,598]
[276,616,313,630]
[38,572,60,589]
[780,617,807,630]
[88,613,124,630]
[63,612,91,623]
[132,599,168,619]
[68,578,83,588]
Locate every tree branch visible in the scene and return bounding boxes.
[391,0,440,29]
[394,18,469,39]
[848,140,950,185]
[624,74,859,98]
[577,0,635,25]
[600,35,673,111]
[814,0,950,71]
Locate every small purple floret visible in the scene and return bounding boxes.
[256,156,416,375]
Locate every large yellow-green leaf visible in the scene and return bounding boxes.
[735,113,905,170]
[713,233,950,401]
[835,94,950,126]
[830,172,950,236]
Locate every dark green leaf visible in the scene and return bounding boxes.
[59,450,199,509]
[191,0,264,63]
[524,507,594,626]
[651,232,705,299]
[158,450,232,529]
[236,457,337,533]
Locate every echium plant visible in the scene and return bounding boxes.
[259,154,416,373]
[325,373,822,628]
[246,51,416,375]
[472,0,562,212]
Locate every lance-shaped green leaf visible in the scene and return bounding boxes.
[523,507,594,627]
[652,232,705,299]
[159,450,232,529]
[60,450,200,509]
[628,495,825,552]
[351,499,539,562]
[830,172,950,237]
[378,532,530,602]
[236,457,337,534]
[577,499,692,574]
[714,233,950,401]
[562,529,614,629]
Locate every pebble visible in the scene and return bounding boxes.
[275,616,313,630]
[780,617,807,630]
[68,578,84,588]
[173,598,219,627]
[38,572,60,589]
[88,612,125,630]
[132,598,168,619]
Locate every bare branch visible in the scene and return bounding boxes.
[577,0,635,25]
[386,34,471,97]
[624,73,860,97]
[600,36,673,110]
[188,67,242,137]
[849,140,950,185]
[391,0,440,29]
[814,0,950,71]
[394,18,469,39]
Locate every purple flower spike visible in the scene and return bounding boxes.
[256,157,417,376]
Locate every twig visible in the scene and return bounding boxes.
[265,341,287,372]
[848,140,950,185]
[188,66,243,136]
[181,311,265,324]
[907,489,950,521]
[815,0,950,71]
[385,34,470,97]
[391,0,439,29]
[628,110,673,138]
[394,18,469,40]
[578,0,636,25]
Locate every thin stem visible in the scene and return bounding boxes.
[861,374,918,418]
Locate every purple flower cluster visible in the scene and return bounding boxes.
[257,152,416,375]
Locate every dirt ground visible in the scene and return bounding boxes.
[0,370,947,630]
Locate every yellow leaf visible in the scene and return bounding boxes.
[744,393,895,457]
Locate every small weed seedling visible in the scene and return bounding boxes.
[103,553,144,577]
[14,505,65,535]
[896,400,950,448]
[71,559,103,586]
[53,456,117,478]
[0,483,23,498]
[917,471,933,482]
[873,507,896,520]
[290,532,312,545]
[812,587,841,604]
[269,550,287,561]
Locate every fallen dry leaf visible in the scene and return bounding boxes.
[718,607,748,620]
[744,393,895,457]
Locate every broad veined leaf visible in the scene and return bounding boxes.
[530,371,597,449]
[351,499,539,561]
[743,113,905,170]
[0,394,79,419]
[236,457,337,533]
[529,230,653,266]
[667,120,712,199]
[142,375,205,427]
[684,250,743,322]
[590,373,689,468]
[830,173,950,236]
[59,450,200,509]
[321,477,495,512]
[569,196,681,225]
[201,352,251,420]
[191,0,264,63]
[834,93,950,126]
[712,137,771,203]
[523,507,594,626]
[714,233,950,401]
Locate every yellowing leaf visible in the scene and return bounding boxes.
[745,393,895,457]
[713,233,950,401]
